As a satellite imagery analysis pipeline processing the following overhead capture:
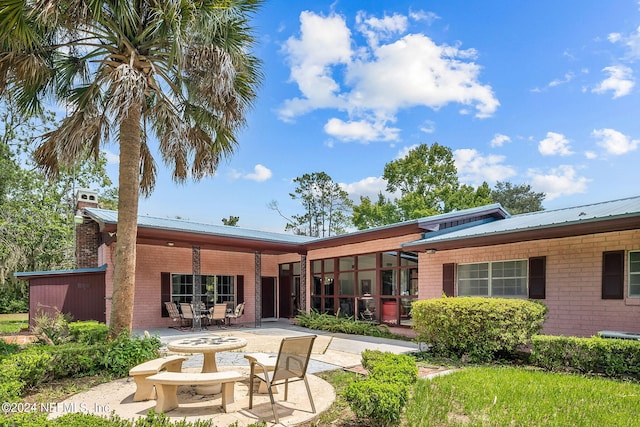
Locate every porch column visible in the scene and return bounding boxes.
[192,246,202,331]
[254,251,261,328]
[300,254,307,311]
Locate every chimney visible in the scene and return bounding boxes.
[75,189,100,268]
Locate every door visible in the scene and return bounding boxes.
[278,274,292,318]
[261,276,276,319]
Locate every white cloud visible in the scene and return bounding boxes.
[409,10,440,25]
[538,132,573,156]
[591,128,639,155]
[592,65,635,98]
[490,133,511,147]
[419,120,435,134]
[608,26,640,60]
[324,117,400,142]
[278,11,352,121]
[340,176,391,202]
[528,165,589,200]
[243,164,272,182]
[356,11,408,48]
[103,150,119,164]
[548,72,575,87]
[279,10,499,141]
[454,148,516,185]
[585,151,598,160]
[395,144,420,159]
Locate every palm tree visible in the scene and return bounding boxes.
[0,0,263,336]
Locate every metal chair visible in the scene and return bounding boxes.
[208,303,228,328]
[247,335,317,424]
[165,302,189,329]
[226,302,245,326]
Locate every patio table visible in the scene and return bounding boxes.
[167,335,247,394]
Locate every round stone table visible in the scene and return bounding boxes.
[167,335,247,394]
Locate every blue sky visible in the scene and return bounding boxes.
[110,1,640,232]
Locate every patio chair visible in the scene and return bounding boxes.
[208,303,228,328]
[179,302,207,328]
[247,335,317,424]
[226,302,245,326]
[165,302,190,329]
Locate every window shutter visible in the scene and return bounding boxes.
[528,257,546,299]
[602,251,624,299]
[236,275,245,304]
[161,272,171,317]
[442,263,455,297]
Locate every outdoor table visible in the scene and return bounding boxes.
[167,335,247,394]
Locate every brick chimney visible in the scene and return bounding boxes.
[75,189,100,268]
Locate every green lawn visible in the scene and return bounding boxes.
[405,366,640,426]
[0,313,29,334]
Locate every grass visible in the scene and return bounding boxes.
[405,366,640,426]
[0,313,29,334]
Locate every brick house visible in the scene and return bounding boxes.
[18,191,640,337]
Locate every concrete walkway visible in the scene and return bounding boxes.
[51,320,419,426]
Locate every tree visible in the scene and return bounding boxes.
[445,182,493,212]
[222,215,239,226]
[1,0,262,335]
[491,181,545,214]
[383,143,459,219]
[284,172,352,237]
[352,193,402,230]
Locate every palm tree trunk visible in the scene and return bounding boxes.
[109,103,142,337]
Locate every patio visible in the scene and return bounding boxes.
[49,320,420,426]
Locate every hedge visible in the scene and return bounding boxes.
[412,297,547,362]
[530,335,640,380]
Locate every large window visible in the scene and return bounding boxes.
[171,274,235,305]
[311,251,418,326]
[630,251,640,297]
[458,260,527,297]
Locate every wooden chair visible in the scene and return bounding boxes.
[247,335,317,424]
[226,302,245,326]
[165,302,189,329]
[209,303,228,328]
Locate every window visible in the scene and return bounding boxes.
[171,274,235,305]
[630,251,640,297]
[458,260,527,297]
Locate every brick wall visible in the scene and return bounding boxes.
[420,229,640,337]
[75,220,100,268]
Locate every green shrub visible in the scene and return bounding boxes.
[44,343,108,377]
[68,321,109,345]
[345,350,417,425]
[530,335,640,380]
[361,350,418,384]
[2,348,54,387]
[344,379,408,426]
[101,332,161,377]
[31,309,72,345]
[0,341,20,357]
[295,309,391,337]
[412,297,547,362]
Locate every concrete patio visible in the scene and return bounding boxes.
[50,320,420,426]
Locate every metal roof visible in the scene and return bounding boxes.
[15,264,108,278]
[403,195,640,248]
[84,208,315,245]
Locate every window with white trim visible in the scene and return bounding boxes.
[458,260,528,297]
[630,251,640,297]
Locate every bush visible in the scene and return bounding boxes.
[361,350,418,384]
[295,309,392,337]
[44,343,108,377]
[530,335,640,380]
[344,379,408,426]
[412,297,547,362]
[101,332,161,377]
[345,351,417,425]
[31,309,72,345]
[68,321,109,345]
